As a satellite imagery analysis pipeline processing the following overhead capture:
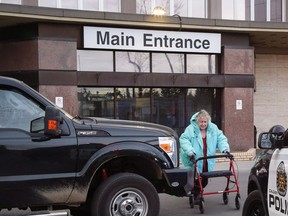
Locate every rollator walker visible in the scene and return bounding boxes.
[189,153,241,214]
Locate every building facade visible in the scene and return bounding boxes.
[0,0,287,151]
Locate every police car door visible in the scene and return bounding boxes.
[268,148,288,215]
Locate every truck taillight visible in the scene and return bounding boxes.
[159,137,178,167]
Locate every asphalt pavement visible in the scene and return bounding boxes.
[159,160,255,216]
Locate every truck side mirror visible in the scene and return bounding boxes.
[258,132,277,149]
[258,132,283,149]
[44,106,62,137]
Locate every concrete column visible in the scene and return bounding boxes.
[221,47,255,151]
[38,39,78,116]
[0,40,38,71]
[39,85,78,116]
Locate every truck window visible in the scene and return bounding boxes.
[0,87,45,131]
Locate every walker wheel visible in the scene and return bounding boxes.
[223,192,228,205]
[199,200,205,214]
[235,195,241,210]
[189,196,194,208]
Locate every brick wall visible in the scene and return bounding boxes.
[254,54,288,136]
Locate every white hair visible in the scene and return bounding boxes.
[196,109,211,122]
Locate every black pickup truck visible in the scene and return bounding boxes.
[0,76,193,216]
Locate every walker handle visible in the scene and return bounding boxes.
[196,154,234,162]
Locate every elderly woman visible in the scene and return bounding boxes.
[179,109,230,202]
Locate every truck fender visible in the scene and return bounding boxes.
[85,141,172,175]
[68,141,172,203]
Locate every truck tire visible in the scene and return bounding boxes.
[91,172,160,216]
[242,190,266,216]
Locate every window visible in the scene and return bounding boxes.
[104,0,121,12]
[152,88,186,132]
[116,52,150,72]
[39,0,58,7]
[78,87,114,118]
[78,50,217,74]
[136,0,152,14]
[38,0,120,11]
[0,87,45,131]
[0,0,20,4]
[187,54,217,74]
[77,50,113,72]
[271,0,282,22]
[61,0,78,9]
[255,0,267,21]
[116,88,151,121]
[78,87,218,136]
[83,0,99,10]
[174,0,188,17]
[185,88,216,128]
[152,53,184,73]
[155,0,170,15]
[190,0,206,18]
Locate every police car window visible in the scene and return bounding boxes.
[0,87,45,131]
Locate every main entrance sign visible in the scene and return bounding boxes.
[84,26,221,53]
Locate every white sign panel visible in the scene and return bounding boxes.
[55,97,63,108]
[236,100,242,110]
[84,27,221,53]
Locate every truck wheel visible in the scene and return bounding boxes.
[91,172,160,216]
[242,190,265,216]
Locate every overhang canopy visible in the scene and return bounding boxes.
[0,3,288,54]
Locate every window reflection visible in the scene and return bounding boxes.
[136,0,152,14]
[190,0,206,18]
[61,0,78,9]
[104,0,120,12]
[77,50,113,72]
[255,0,266,21]
[152,53,184,73]
[14,0,284,22]
[116,52,150,72]
[152,88,186,133]
[271,0,282,22]
[136,0,187,16]
[83,0,99,10]
[155,0,170,15]
[39,0,57,7]
[78,87,114,118]
[116,88,151,121]
[78,87,217,136]
[174,0,188,16]
[1,0,20,4]
[187,54,217,74]
[38,0,119,11]
[77,50,217,74]
[186,88,216,126]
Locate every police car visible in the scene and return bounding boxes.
[243,125,288,216]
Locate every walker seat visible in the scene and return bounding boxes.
[200,170,233,179]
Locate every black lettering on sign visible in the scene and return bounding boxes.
[97,31,135,46]
[143,33,211,50]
